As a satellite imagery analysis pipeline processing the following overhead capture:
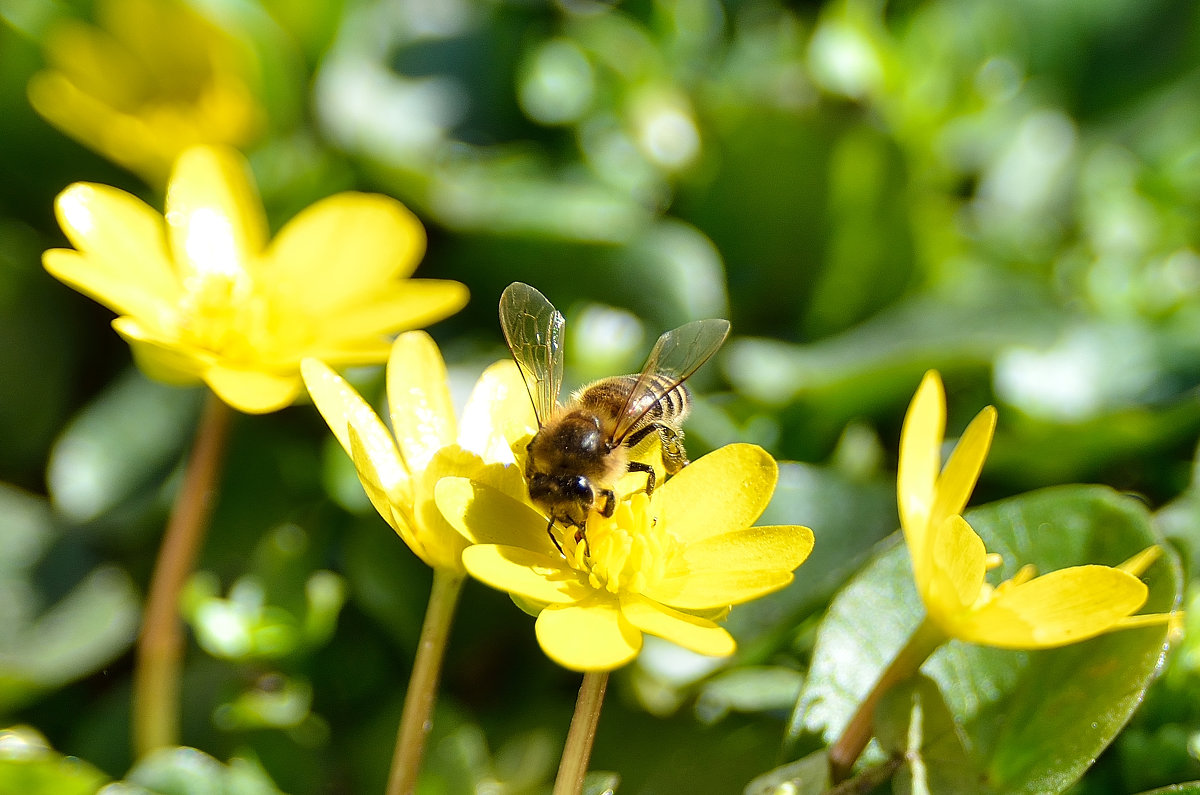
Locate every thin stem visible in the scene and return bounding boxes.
[133,392,234,756]
[828,618,945,782]
[553,670,610,795]
[386,569,465,795]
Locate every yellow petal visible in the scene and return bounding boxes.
[264,193,428,311]
[318,280,469,341]
[620,593,736,657]
[348,424,426,562]
[675,524,814,576]
[930,406,996,529]
[386,332,456,474]
[461,545,586,605]
[411,449,485,572]
[1118,546,1162,577]
[898,371,944,544]
[434,478,559,556]
[165,146,266,280]
[47,183,180,318]
[29,71,173,184]
[535,599,643,671]
[203,364,302,414]
[924,515,987,624]
[955,565,1149,649]
[301,359,411,501]
[642,569,794,611]
[654,444,777,542]
[457,360,538,464]
[113,316,206,385]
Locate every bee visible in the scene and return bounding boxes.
[499,281,730,553]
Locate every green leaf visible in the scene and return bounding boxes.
[583,771,621,795]
[694,666,804,725]
[876,675,988,795]
[791,485,1181,794]
[46,368,203,524]
[121,748,283,795]
[743,750,830,795]
[1137,784,1200,795]
[0,726,109,795]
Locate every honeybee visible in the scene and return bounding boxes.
[499,281,730,553]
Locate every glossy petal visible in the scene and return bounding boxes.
[462,545,586,605]
[300,358,410,502]
[321,280,468,341]
[654,444,777,542]
[535,600,642,672]
[930,407,996,530]
[457,360,538,464]
[671,524,814,577]
[924,515,987,623]
[204,364,301,414]
[165,147,266,279]
[265,193,427,311]
[898,370,943,543]
[386,332,456,474]
[113,317,205,385]
[955,566,1149,649]
[643,569,795,611]
[412,447,492,572]
[47,184,179,319]
[348,425,425,560]
[620,594,736,657]
[438,478,561,555]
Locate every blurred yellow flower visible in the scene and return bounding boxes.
[28,0,263,185]
[899,371,1169,648]
[437,444,814,671]
[44,145,467,413]
[302,332,536,572]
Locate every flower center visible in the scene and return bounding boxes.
[176,268,266,359]
[568,493,680,595]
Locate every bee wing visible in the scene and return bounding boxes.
[612,318,731,443]
[499,282,565,425]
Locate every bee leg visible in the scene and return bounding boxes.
[598,488,617,517]
[656,424,689,475]
[546,516,565,557]
[627,460,656,494]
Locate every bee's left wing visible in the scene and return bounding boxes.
[499,282,565,425]
[612,318,730,444]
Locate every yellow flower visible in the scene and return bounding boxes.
[301,332,535,572]
[44,145,467,414]
[28,0,263,185]
[899,371,1169,648]
[436,444,814,671]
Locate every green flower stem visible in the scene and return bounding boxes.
[386,569,465,795]
[133,392,234,756]
[553,670,610,795]
[828,617,946,782]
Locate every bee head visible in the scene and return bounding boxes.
[527,471,594,528]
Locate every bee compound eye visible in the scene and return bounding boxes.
[568,476,592,500]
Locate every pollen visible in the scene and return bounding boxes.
[571,493,679,595]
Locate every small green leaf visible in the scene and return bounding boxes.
[695,666,804,725]
[0,726,109,795]
[583,771,621,795]
[743,750,830,795]
[46,368,202,523]
[1137,784,1200,795]
[121,748,283,795]
[792,485,1181,794]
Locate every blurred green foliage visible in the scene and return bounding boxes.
[1,0,1200,792]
